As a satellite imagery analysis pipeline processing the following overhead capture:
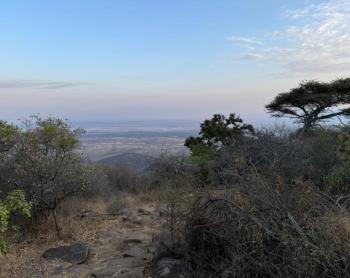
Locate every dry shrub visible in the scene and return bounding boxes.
[146,153,194,190]
[58,196,110,215]
[102,165,139,192]
[179,176,350,278]
[106,195,132,214]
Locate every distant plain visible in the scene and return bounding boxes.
[75,120,199,169]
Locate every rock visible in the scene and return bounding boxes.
[51,266,65,275]
[116,208,134,221]
[159,208,171,217]
[123,246,144,258]
[221,270,233,278]
[112,256,145,268]
[131,215,143,225]
[154,257,187,278]
[138,208,151,215]
[117,208,133,216]
[121,215,128,221]
[118,267,144,278]
[151,232,172,258]
[90,268,116,278]
[91,267,144,278]
[123,230,154,246]
[123,246,151,260]
[124,238,143,245]
[93,237,125,259]
[80,210,101,218]
[42,243,89,264]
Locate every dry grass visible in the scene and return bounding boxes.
[175,183,350,278]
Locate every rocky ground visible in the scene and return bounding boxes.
[1,199,186,278]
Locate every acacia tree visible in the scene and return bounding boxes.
[266,78,350,134]
[185,113,254,153]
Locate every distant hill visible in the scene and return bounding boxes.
[95,152,154,170]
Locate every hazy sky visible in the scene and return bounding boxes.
[1,0,350,124]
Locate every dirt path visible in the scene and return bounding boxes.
[52,212,163,277]
[1,205,165,278]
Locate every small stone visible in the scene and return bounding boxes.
[124,238,143,244]
[117,208,133,216]
[90,268,116,277]
[138,208,151,215]
[121,215,129,221]
[117,267,144,278]
[131,215,143,225]
[51,266,65,275]
[222,270,233,278]
[154,257,187,277]
[80,210,100,218]
[159,208,171,217]
[123,246,149,259]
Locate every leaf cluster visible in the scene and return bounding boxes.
[0,190,31,255]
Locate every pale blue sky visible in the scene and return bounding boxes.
[1,0,349,124]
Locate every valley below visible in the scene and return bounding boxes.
[77,121,198,170]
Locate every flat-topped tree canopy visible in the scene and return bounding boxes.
[266,78,350,132]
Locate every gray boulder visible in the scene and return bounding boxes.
[42,243,89,264]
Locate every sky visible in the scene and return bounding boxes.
[1,0,350,125]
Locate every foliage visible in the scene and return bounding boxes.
[147,153,194,186]
[0,116,106,237]
[102,165,138,192]
[243,128,339,186]
[13,116,86,216]
[325,131,350,195]
[174,170,350,277]
[81,165,110,197]
[0,121,20,197]
[0,121,18,154]
[266,78,350,134]
[0,190,31,255]
[185,114,254,185]
[186,125,340,188]
[185,113,254,154]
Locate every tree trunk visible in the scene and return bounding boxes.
[52,208,61,238]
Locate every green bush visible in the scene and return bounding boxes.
[0,190,31,255]
[8,116,89,215]
[0,116,109,237]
